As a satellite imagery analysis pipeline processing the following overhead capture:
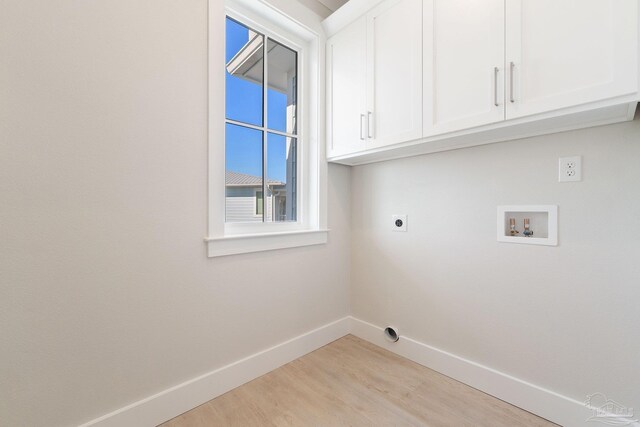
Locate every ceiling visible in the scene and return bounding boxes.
[296,0,348,19]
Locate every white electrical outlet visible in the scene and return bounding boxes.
[392,214,407,232]
[559,156,582,182]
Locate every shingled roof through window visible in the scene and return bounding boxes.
[225,171,285,186]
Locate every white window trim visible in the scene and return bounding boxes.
[206,0,328,257]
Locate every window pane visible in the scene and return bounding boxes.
[225,17,264,127]
[266,133,296,222]
[225,123,263,222]
[267,39,297,134]
[255,192,263,215]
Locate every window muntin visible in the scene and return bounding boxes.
[225,16,298,223]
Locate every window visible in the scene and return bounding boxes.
[225,17,298,223]
[255,191,263,216]
[206,0,327,257]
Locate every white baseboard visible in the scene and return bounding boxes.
[79,317,350,427]
[79,315,636,427]
[349,316,599,427]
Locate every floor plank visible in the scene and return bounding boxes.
[161,335,557,427]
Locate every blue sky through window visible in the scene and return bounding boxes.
[225,18,290,183]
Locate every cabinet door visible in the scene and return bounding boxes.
[366,0,423,149]
[506,0,639,119]
[424,0,505,136]
[327,17,367,158]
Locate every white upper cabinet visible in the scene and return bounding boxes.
[327,0,422,156]
[326,16,367,157]
[506,0,639,119]
[424,0,505,136]
[366,0,423,148]
[323,0,639,165]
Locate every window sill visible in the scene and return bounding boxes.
[205,229,329,257]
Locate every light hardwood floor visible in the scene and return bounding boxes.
[161,335,557,427]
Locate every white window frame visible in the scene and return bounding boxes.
[206,0,328,257]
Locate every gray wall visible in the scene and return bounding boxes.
[0,1,351,426]
[351,115,640,410]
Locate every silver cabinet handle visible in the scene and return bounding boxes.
[494,67,499,107]
[509,62,515,103]
[360,114,365,140]
[367,111,373,139]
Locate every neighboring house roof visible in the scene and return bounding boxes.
[226,171,284,187]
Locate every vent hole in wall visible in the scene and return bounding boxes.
[384,326,399,342]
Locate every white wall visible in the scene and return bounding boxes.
[0,1,351,426]
[351,115,640,411]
